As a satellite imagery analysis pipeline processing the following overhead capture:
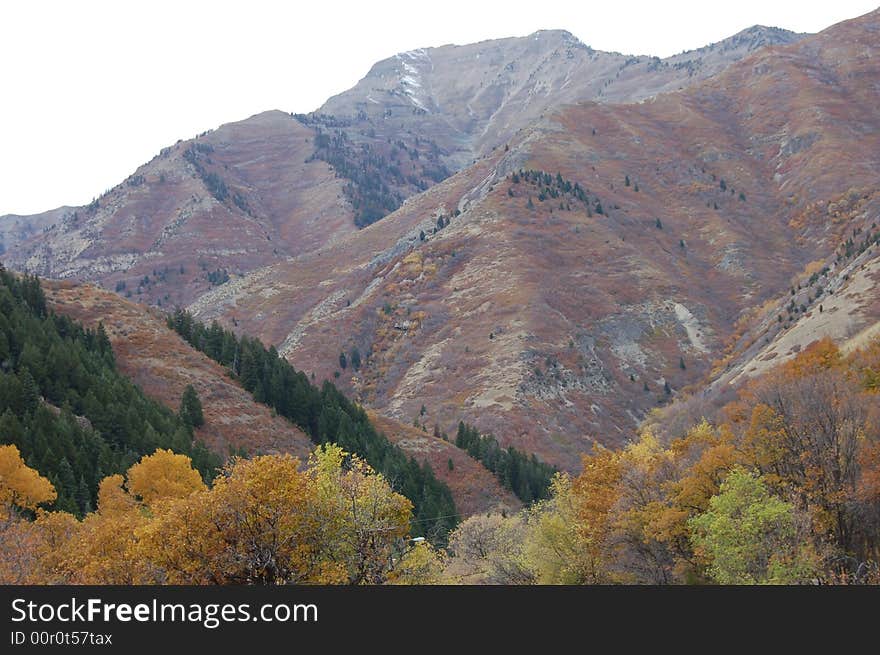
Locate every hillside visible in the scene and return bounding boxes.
[0,268,219,515]
[42,281,514,518]
[3,7,880,588]
[1,11,876,472]
[184,9,880,470]
[367,412,519,517]
[43,280,315,460]
[302,25,802,228]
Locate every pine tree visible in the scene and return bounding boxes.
[179,385,205,429]
[76,474,93,514]
[350,347,361,371]
[20,370,40,415]
[96,322,112,357]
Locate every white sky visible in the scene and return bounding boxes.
[1,0,876,215]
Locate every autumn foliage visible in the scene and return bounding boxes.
[0,444,414,585]
[444,338,880,584]
[4,336,880,585]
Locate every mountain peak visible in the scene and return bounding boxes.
[712,24,803,52]
[529,28,577,40]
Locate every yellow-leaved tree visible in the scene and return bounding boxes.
[0,444,61,584]
[3,445,416,585]
[126,448,206,506]
[59,474,156,584]
[142,453,320,585]
[308,444,413,584]
[0,444,56,520]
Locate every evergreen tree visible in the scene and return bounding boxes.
[350,347,361,371]
[179,385,205,429]
[20,370,40,416]
[454,421,556,503]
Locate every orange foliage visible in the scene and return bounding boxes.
[1,445,414,585]
[776,336,842,378]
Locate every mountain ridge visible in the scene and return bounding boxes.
[2,20,806,288]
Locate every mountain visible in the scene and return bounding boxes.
[182,8,880,469]
[2,11,876,472]
[0,25,803,307]
[304,25,802,227]
[0,206,71,258]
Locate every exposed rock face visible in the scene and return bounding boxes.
[319,26,804,170]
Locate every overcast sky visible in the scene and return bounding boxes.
[1,0,876,215]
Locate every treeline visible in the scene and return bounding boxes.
[0,267,218,515]
[309,129,404,227]
[183,143,229,203]
[455,422,557,504]
[167,309,458,542]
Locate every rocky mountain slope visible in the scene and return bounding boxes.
[4,112,355,307]
[184,9,880,469]
[1,25,803,306]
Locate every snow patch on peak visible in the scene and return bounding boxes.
[402,48,429,61]
[395,53,429,112]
